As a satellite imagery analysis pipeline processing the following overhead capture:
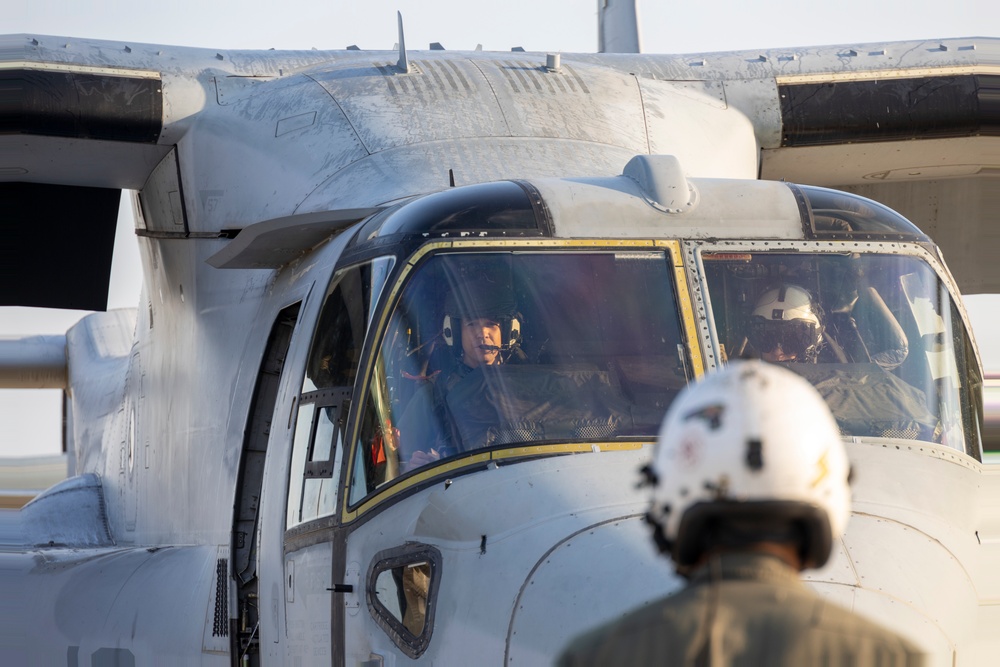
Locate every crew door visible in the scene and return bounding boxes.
[281,258,395,666]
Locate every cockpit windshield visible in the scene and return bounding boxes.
[703,250,982,458]
[349,249,689,504]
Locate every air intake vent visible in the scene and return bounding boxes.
[213,558,229,637]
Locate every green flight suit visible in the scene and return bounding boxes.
[557,552,925,667]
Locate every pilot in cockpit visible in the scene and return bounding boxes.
[397,273,524,470]
[441,274,524,379]
[742,280,909,373]
[744,284,826,363]
[739,280,936,441]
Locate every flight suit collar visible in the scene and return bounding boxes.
[688,551,804,588]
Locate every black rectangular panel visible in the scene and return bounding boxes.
[1,182,120,310]
[0,69,162,143]
[779,74,1000,147]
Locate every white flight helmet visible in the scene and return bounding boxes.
[748,284,825,362]
[644,360,850,574]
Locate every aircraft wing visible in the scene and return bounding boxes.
[595,3,998,293]
[574,38,1000,292]
[1,35,339,309]
[2,33,998,304]
[752,42,999,295]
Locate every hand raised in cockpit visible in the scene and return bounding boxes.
[403,448,442,472]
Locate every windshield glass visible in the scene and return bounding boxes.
[703,250,981,458]
[349,249,689,504]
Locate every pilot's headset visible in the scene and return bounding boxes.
[442,276,521,361]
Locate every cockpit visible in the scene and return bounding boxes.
[359,248,688,484]
[284,175,983,527]
[704,250,980,451]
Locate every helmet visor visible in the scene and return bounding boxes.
[747,318,821,359]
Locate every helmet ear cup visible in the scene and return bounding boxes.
[508,316,521,348]
[443,315,455,347]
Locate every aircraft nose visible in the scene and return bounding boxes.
[505,515,681,661]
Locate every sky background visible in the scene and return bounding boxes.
[4,0,999,456]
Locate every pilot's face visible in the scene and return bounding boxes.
[461,317,502,368]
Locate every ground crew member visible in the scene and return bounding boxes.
[558,360,925,666]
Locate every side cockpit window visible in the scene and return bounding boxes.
[348,249,690,506]
[703,251,982,459]
[288,258,394,530]
[304,258,394,393]
[286,391,349,528]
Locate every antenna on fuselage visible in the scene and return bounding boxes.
[396,11,412,73]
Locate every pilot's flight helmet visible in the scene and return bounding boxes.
[748,284,825,362]
[442,275,521,354]
[643,360,850,574]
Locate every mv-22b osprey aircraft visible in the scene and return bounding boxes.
[2,5,1000,664]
